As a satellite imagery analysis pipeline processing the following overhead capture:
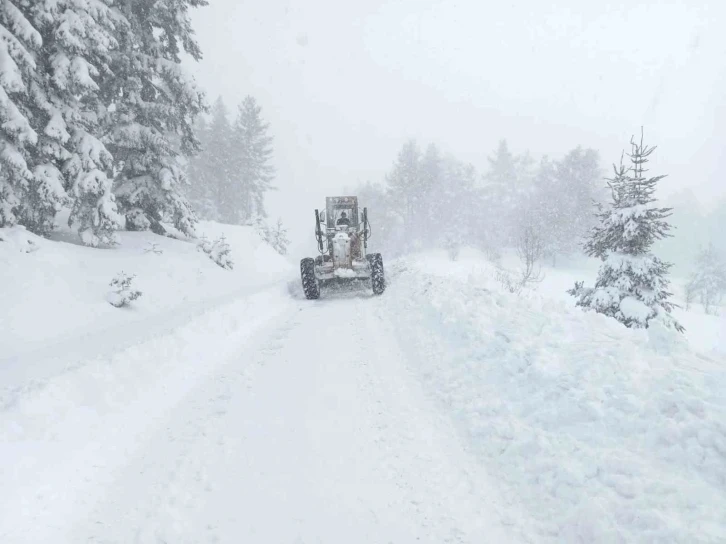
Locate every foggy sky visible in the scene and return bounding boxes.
[184,0,726,256]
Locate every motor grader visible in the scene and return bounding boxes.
[300,196,385,299]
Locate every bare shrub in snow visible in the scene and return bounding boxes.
[482,244,502,264]
[255,217,289,256]
[198,235,233,270]
[688,244,726,314]
[143,242,163,255]
[107,272,142,308]
[684,277,698,311]
[444,233,460,261]
[516,225,544,286]
[570,130,683,332]
[0,226,39,253]
[495,269,523,295]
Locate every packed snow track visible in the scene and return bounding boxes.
[0,286,515,544]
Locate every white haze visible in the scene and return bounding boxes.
[184,0,726,257]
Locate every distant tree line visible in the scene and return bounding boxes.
[356,138,604,263]
[186,96,274,226]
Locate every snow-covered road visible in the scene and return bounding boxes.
[4,244,723,543]
[1,286,516,543]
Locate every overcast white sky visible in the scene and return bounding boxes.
[184,0,726,255]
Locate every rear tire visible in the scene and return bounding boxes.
[366,253,385,295]
[300,258,320,300]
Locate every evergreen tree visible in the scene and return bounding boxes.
[553,147,602,253]
[531,147,602,261]
[486,139,517,185]
[28,0,123,245]
[483,139,533,246]
[386,139,421,233]
[528,156,559,261]
[185,116,217,220]
[0,2,43,229]
[230,96,274,224]
[437,157,477,257]
[570,131,682,332]
[357,180,392,252]
[204,97,234,221]
[101,0,207,237]
[418,143,442,239]
[268,218,289,255]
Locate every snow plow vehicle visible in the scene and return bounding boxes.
[300,196,385,299]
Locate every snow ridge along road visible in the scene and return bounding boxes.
[1,283,518,543]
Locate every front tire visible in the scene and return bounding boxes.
[300,258,320,300]
[367,253,385,295]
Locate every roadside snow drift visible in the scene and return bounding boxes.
[2,230,723,543]
[385,250,726,543]
[0,220,292,363]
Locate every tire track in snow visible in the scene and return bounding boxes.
[8,286,519,543]
[74,311,305,544]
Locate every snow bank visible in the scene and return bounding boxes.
[0,220,293,411]
[535,256,725,358]
[386,250,726,542]
[0,221,292,360]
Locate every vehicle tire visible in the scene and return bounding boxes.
[300,258,320,300]
[366,253,385,295]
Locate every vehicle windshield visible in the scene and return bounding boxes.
[333,208,354,226]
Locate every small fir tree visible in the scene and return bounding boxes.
[230,96,274,224]
[569,130,683,332]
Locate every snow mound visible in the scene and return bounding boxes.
[0,226,41,253]
[386,250,726,542]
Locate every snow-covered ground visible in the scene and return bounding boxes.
[386,249,726,542]
[1,233,724,542]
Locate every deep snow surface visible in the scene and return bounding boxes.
[1,232,724,543]
[1,228,516,543]
[386,250,726,542]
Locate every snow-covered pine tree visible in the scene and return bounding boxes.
[531,148,602,263]
[357,180,393,253]
[436,157,476,257]
[483,139,532,246]
[0,2,42,229]
[386,139,421,230]
[101,0,207,237]
[185,116,218,220]
[200,97,234,222]
[570,131,683,332]
[528,156,559,262]
[688,244,726,314]
[417,143,442,243]
[28,0,124,245]
[268,218,289,256]
[230,96,274,224]
[552,147,602,254]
